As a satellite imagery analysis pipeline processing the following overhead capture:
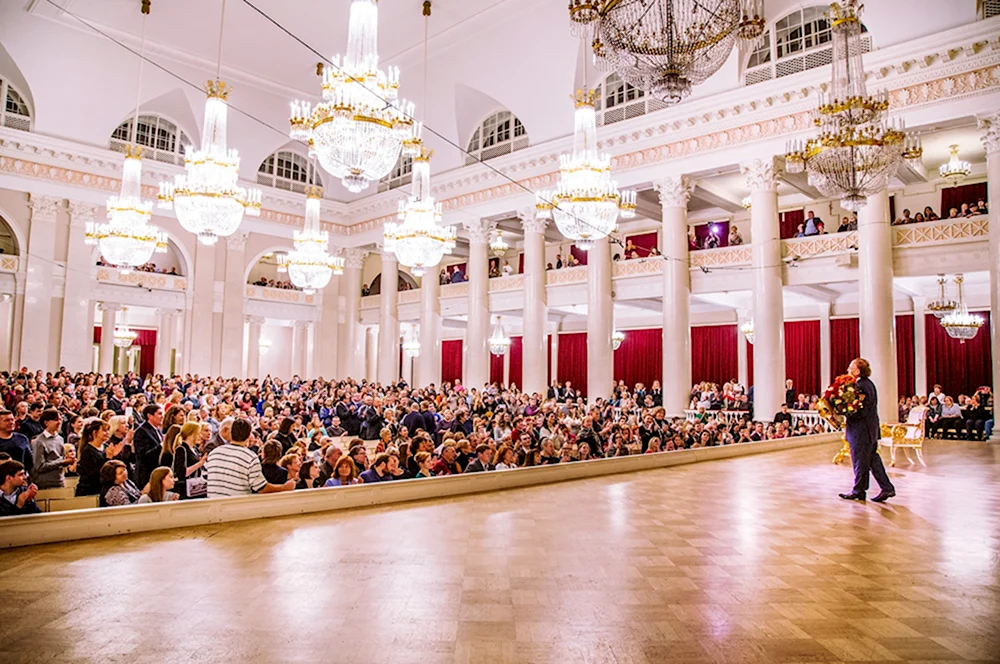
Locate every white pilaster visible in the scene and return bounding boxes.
[245,316,263,379]
[736,309,749,390]
[189,240,216,375]
[464,218,492,390]
[377,250,399,384]
[98,302,121,375]
[741,159,785,422]
[418,273,442,387]
[519,208,548,397]
[20,194,61,370]
[587,237,613,404]
[549,326,559,386]
[654,175,692,416]
[316,258,342,379]
[61,202,98,372]
[339,249,366,380]
[858,188,898,424]
[912,296,927,397]
[818,303,832,391]
[980,112,1000,423]
[220,232,248,378]
[0,294,15,373]
[155,308,176,376]
[291,320,308,378]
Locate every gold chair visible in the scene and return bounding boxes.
[878,405,928,467]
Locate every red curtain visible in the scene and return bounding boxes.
[625,232,658,257]
[785,320,821,396]
[830,318,860,380]
[779,209,804,240]
[925,311,992,397]
[570,245,589,266]
[509,336,523,388]
[889,194,897,226]
[747,337,754,389]
[547,335,552,383]
[557,332,587,396]
[518,253,524,273]
[896,314,915,397]
[941,182,988,216]
[691,325,737,386]
[489,350,504,385]
[441,340,463,384]
[614,328,662,388]
[94,327,156,377]
[693,221,729,248]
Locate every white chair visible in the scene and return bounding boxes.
[878,406,928,467]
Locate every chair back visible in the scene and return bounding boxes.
[906,406,928,425]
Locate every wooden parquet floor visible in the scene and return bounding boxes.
[1,441,998,664]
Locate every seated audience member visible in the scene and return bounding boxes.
[359,453,393,483]
[137,467,180,503]
[324,457,361,487]
[964,395,989,441]
[936,396,963,438]
[465,444,494,473]
[0,460,40,516]
[260,440,287,485]
[894,209,913,225]
[922,206,939,221]
[100,460,142,507]
[838,212,858,232]
[412,451,434,478]
[728,227,744,246]
[493,446,516,470]
[774,404,793,428]
[19,402,45,440]
[296,460,321,489]
[316,446,343,486]
[205,419,294,498]
[432,445,462,476]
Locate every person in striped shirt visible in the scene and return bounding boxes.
[205,418,294,498]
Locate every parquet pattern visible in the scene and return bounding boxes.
[1,441,998,663]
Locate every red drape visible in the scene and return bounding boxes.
[441,340,463,384]
[896,314,915,397]
[941,182,988,216]
[691,325,737,387]
[889,194,897,226]
[784,320,821,396]
[779,209,804,240]
[570,245,589,266]
[693,221,729,248]
[614,328,662,388]
[830,318,859,380]
[547,335,552,383]
[94,327,156,377]
[925,311,992,397]
[489,350,504,385]
[557,332,587,396]
[747,337,753,389]
[625,232,658,257]
[518,253,524,273]
[509,336,523,388]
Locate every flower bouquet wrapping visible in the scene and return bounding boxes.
[817,374,865,430]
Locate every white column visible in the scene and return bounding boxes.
[519,208,548,397]
[305,322,316,379]
[463,219,492,390]
[20,195,61,370]
[245,316,263,379]
[550,326,559,386]
[316,261,342,379]
[654,176,692,416]
[291,321,308,378]
[400,323,416,386]
[503,344,511,386]
[418,273,442,387]
[339,249,366,381]
[819,303,832,391]
[587,237,613,404]
[741,159,785,422]
[377,250,399,384]
[155,308,175,376]
[736,309,749,390]
[858,188,898,424]
[979,112,1000,428]
[366,327,379,382]
[220,232,248,378]
[912,296,927,397]
[98,302,120,375]
[61,202,98,372]
[0,294,15,373]
[188,240,216,375]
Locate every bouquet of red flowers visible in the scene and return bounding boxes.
[817,374,865,430]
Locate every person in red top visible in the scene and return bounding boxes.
[431,445,461,476]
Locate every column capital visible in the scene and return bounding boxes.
[342,248,367,269]
[98,302,122,313]
[653,176,691,208]
[67,201,99,227]
[978,112,1000,156]
[518,207,548,235]
[292,320,311,330]
[155,308,175,318]
[226,231,250,252]
[462,218,494,244]
[741,158,778,193]
[245,315,265,326]
[29,194,62,221]
[377,246,398,264]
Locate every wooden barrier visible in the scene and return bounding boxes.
[0,433,841,549]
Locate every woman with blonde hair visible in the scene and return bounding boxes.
[172,422,206,499]
[137,467,180,503]
[159,424,182,469]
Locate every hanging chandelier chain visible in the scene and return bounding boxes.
[216,0,228,81]
[129,2,150,148]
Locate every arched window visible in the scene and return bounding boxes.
[379,153,413,193]
[0,78,31,132]
[257,150,322,193]
[110,114,192,166]
[742,6,870,86]
[594,73,668,127]
[465,110,529,165]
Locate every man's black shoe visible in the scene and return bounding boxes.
[871,490,896,503]
[839,492,866,501]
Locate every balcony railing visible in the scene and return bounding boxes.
[893,214,988,247]
[782,232,858,260]
[546,264,588,285]
[613,256,662,277]
[96,267,186,291]
[245,285,317,305]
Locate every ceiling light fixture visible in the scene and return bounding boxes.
[279,184,344,295]
[939,144,972,187]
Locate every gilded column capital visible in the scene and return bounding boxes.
[653,176,691,209]
[462,218,494,244]
[978,112,1000,156]
[741,158,777,193]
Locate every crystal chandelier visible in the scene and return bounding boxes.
[939,144,972,187]
[289,0,418,193]
[784,1,918,211]
[741,196,752,211]
[537,90,636,250]
[402,326,421,358]
[741,319,755,344]
[383,146,456,276]
[259,339,272,356]
[928,275,958,319]
[940,274,983,343]
[612,328,625,351]
[570,0,765,104]
[488,316,511,356]
[490,230,509,257]
[113,309,138,349]
[86,1,166,274]
[279,185,344,295]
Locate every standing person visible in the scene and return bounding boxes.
[840,358,896,503]
[0,409,32,470]
[31,409,72,489]
[205,418,294,498]
[133,405,164,489]
[75,419,123,497]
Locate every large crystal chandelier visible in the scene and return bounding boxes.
[785,1,918,211]
[490,230,509,257]
[612,329,625,351]
[570,0,765,104]
[289,0,418,193]
[489,316,511,356]
[158,0,261,245]
[939,144,972,187]
[279,185,344,295]
[740,319,755,344]
[927,275,958,319]
[86,1,166,274]
[537,90,636,250]
[402,325,421,358]
[940,274,983,343]
[113,308,138,349]
[383,145,456,276]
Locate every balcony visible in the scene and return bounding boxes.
[245,285,317,305]
[96,266,186,292]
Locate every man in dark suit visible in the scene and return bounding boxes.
[464,445,493,473]
[133,404,164,489]
[840,358,896,503]
[547,381,562,401]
